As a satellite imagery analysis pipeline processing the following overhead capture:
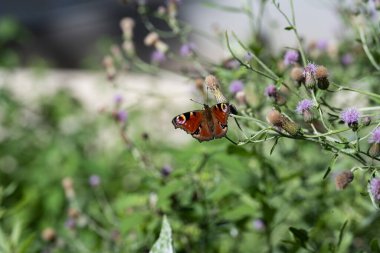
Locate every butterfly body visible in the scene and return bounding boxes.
[172,103,230,142]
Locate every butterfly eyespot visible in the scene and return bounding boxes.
[176,115,186,124]
[221,103,228,112]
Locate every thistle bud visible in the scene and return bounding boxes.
[303,63,317,89]
[267,109,283,127]
[290,67,305,87]
[335,171,354,190]
[315,65,329,90]
[362,116,371,126]
[42,228,56,242]
[281,118,300,136]
[235,91,247,105]
[369,143,380,157]
[144,32,159,46]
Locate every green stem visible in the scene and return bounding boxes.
[358,26,380,71]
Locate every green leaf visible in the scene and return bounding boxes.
[323,154,338,180]
[270,137,280,155]
[226,145,251,157]
[337,220,348,249]
[284,26,294,30]
[149,216,174,253]
[370,239,380,252]
[289,227,309,248]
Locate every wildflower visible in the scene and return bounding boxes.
[369,178,380,201]
[303,63,317,89]
[151,50,166,64]
[335,171,354,190]
[117,111,128,123]
[224,59,240,69]
[235,91,248,105]
[369,127,380,157]
[341,53,353,66]
[65,218,76,230]
[114,94,123,105]
[290,67,305,87]
[264,84,277,98]
[229,80,244,94]
[340,107,360,130]
[283,50,299,66]
[161,165,172,177]
[267,109,299,135]
[89,175,101,187]
[316,39,328,51]
[252,219,265,231]
[362,116,371,126]
[315,65,329,90]
[296,99,315,123]
[179,43,196,57]
[369,127,380,143]
[41,228,56,242]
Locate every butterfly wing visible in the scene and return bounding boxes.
[172,110,213,142]
[210,103,230,139]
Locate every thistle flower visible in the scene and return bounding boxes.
[335,171,354,190]
[161,165,172,177]
[117,111,128,123]
[369,127,380,157]
[264,84,277,98]
[341,53,353,66]
[283,50,299,66]
[229,80,244,94]
[252,219,265,231]
[179,43,196,57]
[114,94,123,105]
[315,65,329,90]
[369,178,380,201]
[224,59,240,69]
[151,50,166,64]
[89,175,101,187]
[340,107,360,129]
[369,127,380,143]
[316,39,328,51]
[296,99,314,123]
[303,63,317,89]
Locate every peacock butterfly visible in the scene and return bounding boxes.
[172,103,231,142]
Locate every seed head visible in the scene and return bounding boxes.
[41,228,56,242]
[144,32,159,46]
[335,171,354,190]
[290,67,305,87]
[315,65,329,90]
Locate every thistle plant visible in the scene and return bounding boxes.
[98,0,380,252]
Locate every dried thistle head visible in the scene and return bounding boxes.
[204,75,228,103]
[335,171,354,190]
[315,65,330,90]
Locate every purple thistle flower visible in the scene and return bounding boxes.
[370,178,380,201]
[296,99,314,114]
[151,50,166,64]
[316,39,328,51]
[283,50,299,66]
[264,84,277,97]
[229,80,244,94]
[340,107,360,125]
[89,175,101,187]
[341,53,353,66]
[252,219,265,230]
[114,94,123,104]
[303,63,317,77]
[179,43,196,57]
[225,59,240,69]
[161,165,172,177]
[65,218,76,229]
[369,127,380,144]
[117,111,128,123]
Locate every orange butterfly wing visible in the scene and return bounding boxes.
[172,110,213,142]
[211,103,230,139]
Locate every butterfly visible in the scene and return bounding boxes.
[172,103,231,142]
